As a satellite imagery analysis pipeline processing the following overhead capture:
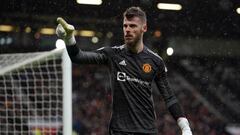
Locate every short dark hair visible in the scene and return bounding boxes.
[123,6,147,23]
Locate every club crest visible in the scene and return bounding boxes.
[142,63,152,73]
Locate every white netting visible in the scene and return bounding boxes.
[0,49,71,135]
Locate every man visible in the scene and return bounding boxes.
[56,6,192,135]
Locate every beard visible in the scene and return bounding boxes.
[124,34,141,47]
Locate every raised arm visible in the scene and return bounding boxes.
[55,17,108,65]
[66,45,108,64]
[154,62,192,135]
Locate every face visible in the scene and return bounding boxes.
[123,16,147,47]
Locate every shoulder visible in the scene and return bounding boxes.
[111,44,125,52]
[145,47,163,62]
[145,47,168,72]
[96,44,125,55]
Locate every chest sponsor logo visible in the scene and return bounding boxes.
[142,63,152,73]
[117,71,150,86]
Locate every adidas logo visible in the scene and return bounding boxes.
[119,60,127,66]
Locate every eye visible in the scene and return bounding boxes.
[129,24,137,28]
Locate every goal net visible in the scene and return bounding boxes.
[0,48,72,135]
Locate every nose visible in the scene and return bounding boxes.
[124,25,131,32]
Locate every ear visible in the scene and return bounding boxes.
[142,23,147,32]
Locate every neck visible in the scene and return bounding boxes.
[127,40,144,54]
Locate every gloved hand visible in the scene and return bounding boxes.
[56,17,76,45]
[177,117,193,135]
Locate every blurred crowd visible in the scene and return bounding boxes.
[179,57,240,122]
[71,60,231,135]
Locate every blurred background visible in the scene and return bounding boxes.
[0,0,240,134]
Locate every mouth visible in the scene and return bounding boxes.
[125,35,133,39]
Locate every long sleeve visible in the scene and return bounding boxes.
[154,63,185,120]
[66,45,109,65]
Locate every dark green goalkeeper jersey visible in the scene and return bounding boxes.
[67,44,184,134]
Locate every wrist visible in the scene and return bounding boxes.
[64,35,76,46]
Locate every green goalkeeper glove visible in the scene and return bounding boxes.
[56,17,76,45]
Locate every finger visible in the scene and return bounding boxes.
[57,17,68,30]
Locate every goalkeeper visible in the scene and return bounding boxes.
[56,6,193,135]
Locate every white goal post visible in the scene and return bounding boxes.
[0,48,72,135]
